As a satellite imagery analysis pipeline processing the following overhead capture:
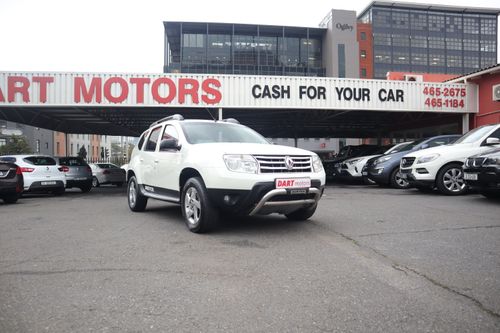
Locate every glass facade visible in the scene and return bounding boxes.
[364,5,498,79]
[164,22,325,76]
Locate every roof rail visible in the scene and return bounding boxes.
[149,114,184,128]
[220,118,240,124]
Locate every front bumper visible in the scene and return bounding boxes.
[207,180,324,215]
[400,169,434,188]
[463,166,500,191]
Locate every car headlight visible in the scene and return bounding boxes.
[374,156,391,165]
[312,155,324,173]
[223,154,258,173]
[484,157,500,165]
[416,153,440,164]
[346,158,361,165]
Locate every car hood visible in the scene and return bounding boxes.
[187,142,316,156]
[403,142,489,158]
[467,147,500,159]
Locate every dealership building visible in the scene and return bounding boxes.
[0,1,499,155]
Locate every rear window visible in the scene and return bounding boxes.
[23,156,56,166]
[0,157,16,163]
[96,163,118,169]
[59,157,87,166]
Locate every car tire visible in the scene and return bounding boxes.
[436,163,467,195]
[3,195,19,204]
[285,203,317,221]
[389,167,410,189]
[181,177,218,233]
[92,177,100,187]
[127,176,148,212]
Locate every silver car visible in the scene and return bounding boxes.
[90,163,126,187]
[55,157,93,193]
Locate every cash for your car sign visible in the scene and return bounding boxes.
[0,72,477,113]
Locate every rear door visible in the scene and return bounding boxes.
[141,125,162,187]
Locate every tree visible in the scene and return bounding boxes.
[78,145,87,159]
[0,135,32,155]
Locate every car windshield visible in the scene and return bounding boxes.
[385,142,413,154]
[453,125,497,144]
[59,157,87,166]
[400,138,432,152]
[181,122,269,145]
[0,157,16,163]
[23,156,56,165]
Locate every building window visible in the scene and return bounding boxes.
[360,50,366,58]
[71,143,74,155]
[361,68,367,77]
[56,142,60,155]
[338,44,345,78]
[36,140,40,153]
[360,32,366,40]
[45,142,48,149]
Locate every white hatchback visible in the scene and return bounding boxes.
[0,155,66,194]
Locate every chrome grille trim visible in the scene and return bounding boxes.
[253,155,312,173]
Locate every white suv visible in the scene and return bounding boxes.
[400,124,500,195]
[126,115,326,233]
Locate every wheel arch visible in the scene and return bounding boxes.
[179,168,203,191]
[127,169,136,182]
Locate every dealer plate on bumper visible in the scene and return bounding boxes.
[275,178,311,189]
[463,173,478,181]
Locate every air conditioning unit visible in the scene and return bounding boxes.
[493,84,500,102]
[404,74,423,82]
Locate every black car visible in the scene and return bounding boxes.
[365,135,460,189]
[0,161,24,204]
[324,145,383,180]
[463,148,500,199]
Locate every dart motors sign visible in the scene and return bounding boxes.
[0,72,477,113]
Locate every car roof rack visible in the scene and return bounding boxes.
[220,118,240,124]
[149,114,184,128]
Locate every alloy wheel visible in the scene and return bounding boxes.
[443,168,465,193]
[184,187,201,226]
[128,180,136,207]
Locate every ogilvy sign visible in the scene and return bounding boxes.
[0,72,477,113]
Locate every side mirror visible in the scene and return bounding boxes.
[159,138,181,151]
[485,137,500,146]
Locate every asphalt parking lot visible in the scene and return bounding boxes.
[0,184,499,332]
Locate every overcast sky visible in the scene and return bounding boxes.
[0,0,498,73]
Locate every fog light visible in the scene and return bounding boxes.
[375,168,384,175]
[416,168,429,174]
[223,194,238,206]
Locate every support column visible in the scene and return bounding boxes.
[218,108,223,120]
[462,114,470,134]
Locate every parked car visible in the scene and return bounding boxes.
[400,124,500,195]
[90,163,126,187]
[362,141,414,185]
[367,135,460,189]
[462,148,500,199]
[0,160,24,203]
[0,155,66,195]
[325,145,384,180]
[127,115,325,233]
[336,144,399,183]
[55,157,93,192]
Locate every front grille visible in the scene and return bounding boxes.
[401,157,416,168]
[465,157,486,168]
[253,155,312,173]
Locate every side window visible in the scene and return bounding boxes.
[145,126,162,152]
[137,132,147,150]
[162,125,179,141]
